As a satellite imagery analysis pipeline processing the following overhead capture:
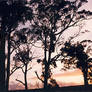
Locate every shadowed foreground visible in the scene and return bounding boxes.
[9,85,92,92]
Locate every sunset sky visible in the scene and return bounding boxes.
[9,0,92,90]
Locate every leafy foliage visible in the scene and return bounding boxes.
[13,48,32,65]
[0,0,33,29]
[29,0,92,88]
[61,41,92,85]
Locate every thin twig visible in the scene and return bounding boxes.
[35,71,44,83]
[16,79,25,86]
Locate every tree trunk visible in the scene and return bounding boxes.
[44,33,48,89]
[24,64,28,90]
[44,62,49,89]
[83,67,88,86]
[44,33,53,89]
[0,17,6,92]
[6,33,11,91]
[83,72,88,86]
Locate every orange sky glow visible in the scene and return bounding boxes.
[9,69,84,90]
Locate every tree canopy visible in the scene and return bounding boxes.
[28,0,92,89]
[0,0,92,91]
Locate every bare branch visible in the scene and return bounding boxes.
[55,14,75,36]
[10,67,20,76]
[21,67,25,74]
[16,79,25,86]
[27,66,32,71]
[35,71,44,83]
[10,65,24,76]
[10,48,15,55]
[50,53,61,64]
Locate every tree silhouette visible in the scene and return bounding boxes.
[29,0,92,89]
[61,41,92,86]
[10,27,36,90]
[48,78,59,88]
[13,46,33,90]
[0,0,91,90]
[0,0,33,91]
[80,40,92,84]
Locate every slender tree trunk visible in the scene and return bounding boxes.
[6,32,11,91]
[83,71,88,86]
[83,67,88,86]
[24,64,28,90]
[44,62,49,89]
[44,32,53,89]
[44,33,48,89]
[0,17,6,92]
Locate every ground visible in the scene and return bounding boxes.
[9,85,92,92]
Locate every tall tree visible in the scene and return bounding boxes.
[61,40,92,86]
[13,45,34,90]
[10,28,35,90]
[29,0,92,89]
[0,0,33,91]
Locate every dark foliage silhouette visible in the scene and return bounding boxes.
[10,27,37,90]
[0,0,33,91]
[0,0,92,91]
[30,0,92,89]
[48,78,59,88]
[61,41,92,86]
[13,46,33,90]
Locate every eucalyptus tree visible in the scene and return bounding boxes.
[10,28,36,90]
[61,40,92,86]
[13,45,34,90]
[29,0,92,89]
[0,0,33,91]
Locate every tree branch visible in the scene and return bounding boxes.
[27,66,32,71]
[21,67,25,74]
[16,79,25,86]
[10,67,20,76]
[10,48,15,55]
[10,65,24,76]
[50,53,61,64]
[35,71,44,83]
[55,13,75,36]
